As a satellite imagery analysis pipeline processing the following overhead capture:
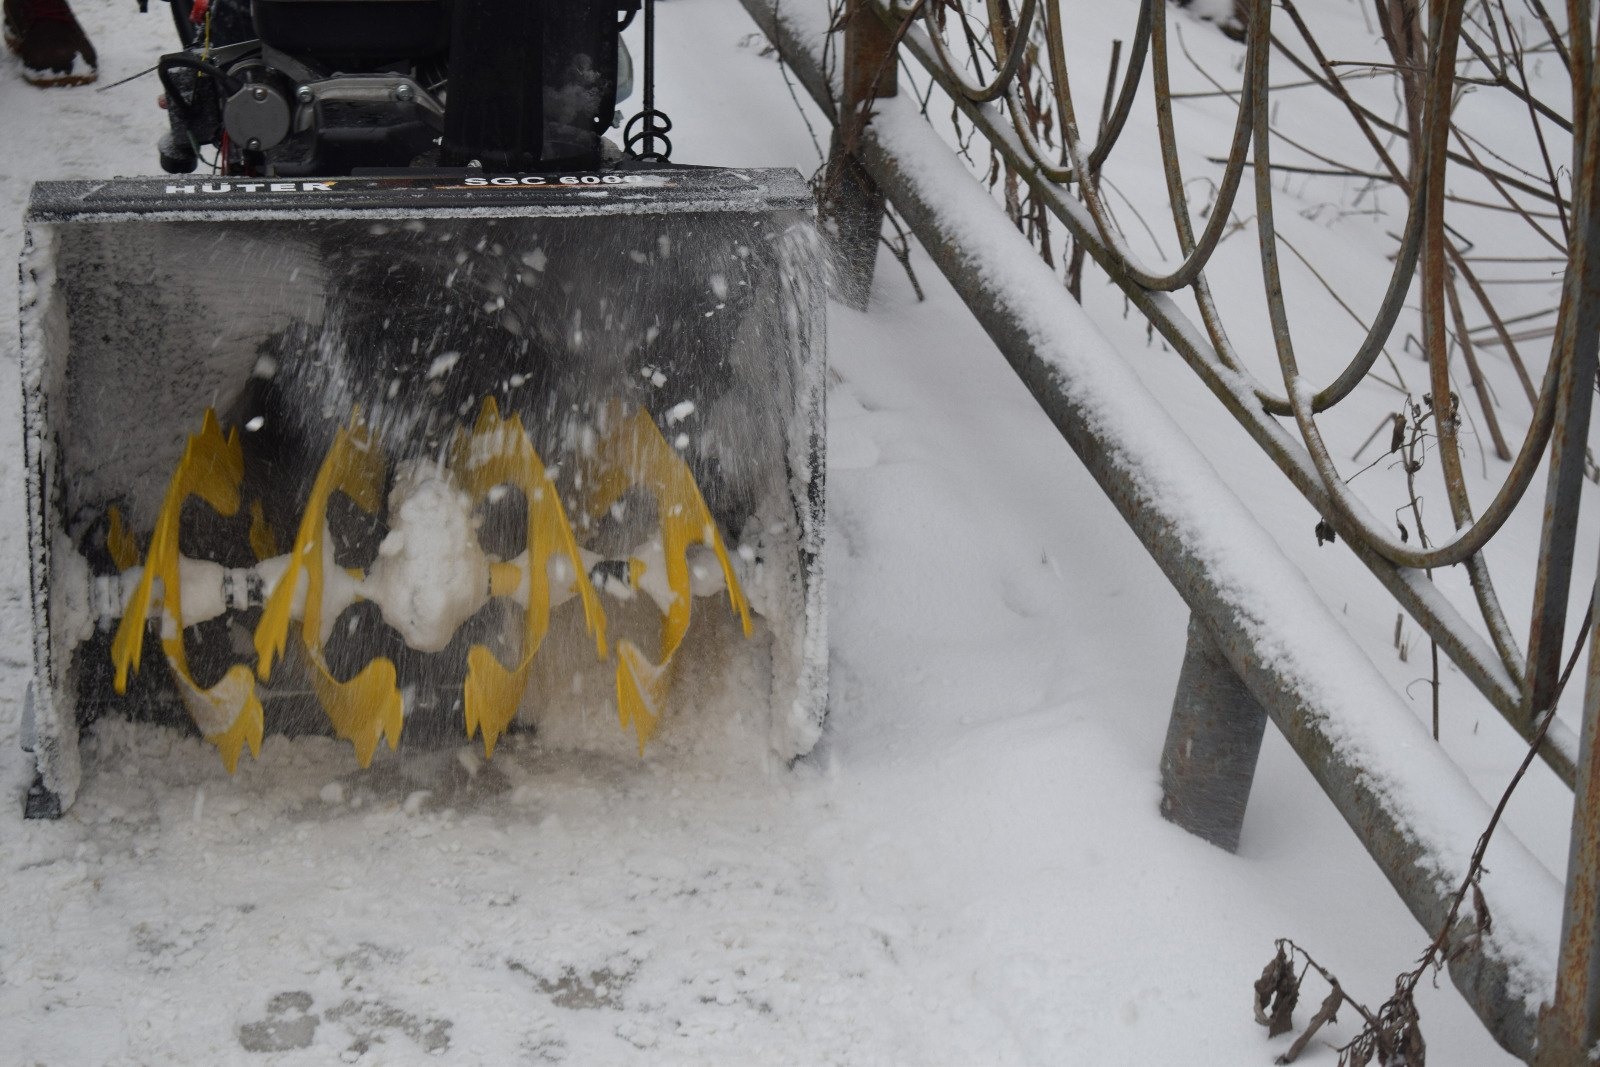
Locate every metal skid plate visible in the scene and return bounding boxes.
[18,167,826,815]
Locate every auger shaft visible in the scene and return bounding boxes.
[82,535,721,638]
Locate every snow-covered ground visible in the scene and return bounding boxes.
[0,0,1583,1062]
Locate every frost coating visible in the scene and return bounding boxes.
[20,220,81,810]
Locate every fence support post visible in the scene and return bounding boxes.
[1530,97,1600,1066]
[1160,615,1269,853]
[1539,571,1600,1064]
[823,0,895,309]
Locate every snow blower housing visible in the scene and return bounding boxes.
[18,0,828,818]
[19,171,826,818]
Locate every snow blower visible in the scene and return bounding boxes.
[17,0,826,817]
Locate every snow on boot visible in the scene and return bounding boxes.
[3,0,97,87]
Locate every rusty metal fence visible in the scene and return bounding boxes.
[738,0,1600,1059]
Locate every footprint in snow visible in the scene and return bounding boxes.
[238,990,318,1053]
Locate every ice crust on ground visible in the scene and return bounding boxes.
[0,0,1582,1062]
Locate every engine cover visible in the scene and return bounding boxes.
[251,0,450,61]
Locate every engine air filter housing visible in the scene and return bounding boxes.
[251,0,450,61]
[441,0,621,171]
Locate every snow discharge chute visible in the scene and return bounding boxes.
[19,172,826,815]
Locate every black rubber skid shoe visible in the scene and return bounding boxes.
[24,773,63,819]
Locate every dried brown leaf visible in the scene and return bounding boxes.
[1401,1018,1426,1065]
[1277,985,1343,1064]
[1389,412,1407,453]
[1268,977,1301,1038]
[1472,882,1493,936]
[1256,948,1290,1024]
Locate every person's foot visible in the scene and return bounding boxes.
[3,0,97,86]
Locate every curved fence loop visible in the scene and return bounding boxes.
[885,0,1576,566]
[1083,0,1153,173]
[921,0,1038,104]
[1262,0,1569,571]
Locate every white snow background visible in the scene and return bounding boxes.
[0,0,1589,1062]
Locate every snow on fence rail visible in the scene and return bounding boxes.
[737,0,1600,1059]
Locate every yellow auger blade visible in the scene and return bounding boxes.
[248,500,279,561]
[452,397,607,758]
[584,406,752,753]
[105,506,140,572]
[110,410,264,773]
[254,417,402,767]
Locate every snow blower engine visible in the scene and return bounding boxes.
[17,0,826,817]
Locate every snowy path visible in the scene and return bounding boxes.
[0,0,1541,1062]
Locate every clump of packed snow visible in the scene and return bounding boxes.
[366,460,492,653]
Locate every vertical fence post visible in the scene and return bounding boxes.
[1522,288,1600,741]
[823,0,896,309]
[1531,72,1600,1065]
[1159,615,1269,853]
[1538,578,1600,1064]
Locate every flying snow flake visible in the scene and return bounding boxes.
[426,352,462,380]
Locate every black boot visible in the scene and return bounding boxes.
[3,0,97,86]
